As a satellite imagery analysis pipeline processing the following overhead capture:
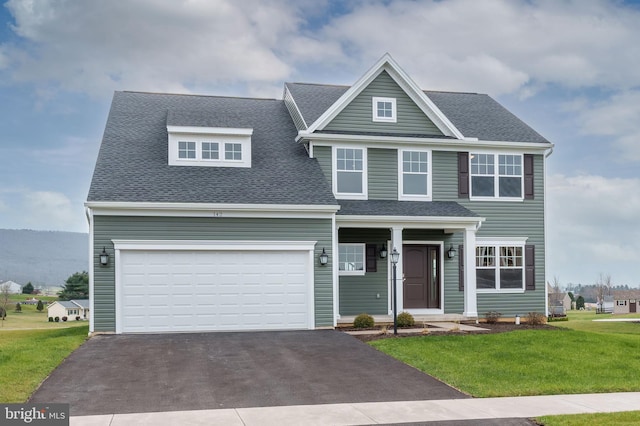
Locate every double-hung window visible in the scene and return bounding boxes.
[372,97,397,122]
[338,243,365,275]
[476,242,525,291]
[470,153,523,199]
[334,147,366,198]
[399,149,430,200]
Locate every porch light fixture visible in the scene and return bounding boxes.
[379,244,388,259]
[447,245,457,259]
[319,248,329,266]
[390,247,400,335]
[99,247,110,266]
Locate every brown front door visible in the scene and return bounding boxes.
[403,245,440,309]
[631,301,637,313]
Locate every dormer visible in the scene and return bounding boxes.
[167,125,253,168]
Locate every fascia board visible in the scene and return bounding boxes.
[336,215,485,230]
[166,126,253,136]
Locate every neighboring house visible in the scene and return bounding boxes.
[597,295,614,314]
[86,54,553,334]
[0,280,22,294]
[47,300,90,320]
[547,283,571,316]
[613,290,640,314]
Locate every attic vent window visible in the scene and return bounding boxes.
[167,126,253,168]
[372,97,397,123]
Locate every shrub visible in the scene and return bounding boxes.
[353,313,374,329]
[75,316,81,321]
[396,311,415,327]
[15,303,22,313]
[54,316,60,322]
[526,311,546,325]
[484,311,502,324]
[48,317,54,322]
[62,316,68,322]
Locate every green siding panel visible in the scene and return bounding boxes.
[313,145,332,188]
[325,71,444,136]
[93,216,333,332]
[368,148,397,200]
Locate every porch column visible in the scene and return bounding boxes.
[390,226,403,314]
[463,226,478,318]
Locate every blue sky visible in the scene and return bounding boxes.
[1,0,639,287]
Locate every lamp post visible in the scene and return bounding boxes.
[390,247,400,335]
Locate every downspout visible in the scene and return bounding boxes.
[543,145,554,317]
[85,206,94,335]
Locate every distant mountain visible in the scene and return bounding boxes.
[0,229,88,287]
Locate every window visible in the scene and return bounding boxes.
[338,244,365,275]
[400,150,430,199]
[470,153,522,199]
[225,143,242,160]
[372,97,397,123]
[476,243,524,291]
[202,142,219,160]
[178,141,196,159]
[335,147,366,198]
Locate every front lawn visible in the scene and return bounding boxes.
[538,410,640,426]
[1,295,87,330]
[0,326,89,402]
[370,326,640,397]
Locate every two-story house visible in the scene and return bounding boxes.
[86,54,553,334]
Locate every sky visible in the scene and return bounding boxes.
[0,0,639,288]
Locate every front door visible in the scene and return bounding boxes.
[403,245,440,309]
[631,301,637,313]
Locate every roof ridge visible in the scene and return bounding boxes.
[285,82,350,88]
[118,90,279,102]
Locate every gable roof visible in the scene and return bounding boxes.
[286,82,549,144]
[613,290,640,300]
[87,92,337,206]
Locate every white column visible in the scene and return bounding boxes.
[390,226,403,314]
[463,226,478,318]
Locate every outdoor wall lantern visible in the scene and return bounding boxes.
[447,245,457,259]
[99,247,110,266]
[319,248,328,266]
[379,244,388,259]
[390,247,400,335]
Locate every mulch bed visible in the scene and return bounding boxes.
[345,323,560,342]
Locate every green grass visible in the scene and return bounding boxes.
[552,310,640,335]
[370,326,640,397]
[1,295,88,330]
[537,411,640,425]
[0,326,89,403]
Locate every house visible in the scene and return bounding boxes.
[613,290,640,314]
[547,283,571,316]
[597,295,614,314]
[47,300,90,320]
[85,54,553,334]
[0,280,22,294]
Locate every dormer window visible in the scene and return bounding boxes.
[167,126,252,168]
[372,97,396,123]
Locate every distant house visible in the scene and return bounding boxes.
[47,300,90,320]
[547,283,571,316]
[613,290,640,314]
[597,295,614,314]
[0,280,22,294]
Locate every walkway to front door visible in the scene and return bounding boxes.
[403,245,440,309]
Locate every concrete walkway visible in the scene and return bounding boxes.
[69,392,640,425]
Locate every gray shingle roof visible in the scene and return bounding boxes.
[88,92,337,205]
[285,82,549,143]
[337,200,478,217]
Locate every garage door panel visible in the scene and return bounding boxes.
[120,248,312,333]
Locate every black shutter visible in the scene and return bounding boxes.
[525,245,535,290]
[524,154,534,200]
[458,152,469,198]
[458,245,464,291]
[366,244,377,273]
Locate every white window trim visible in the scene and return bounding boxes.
[201,142,220,160]
[398,148,432,201]
[338,243,366,276]
[167,127,252,168]
[469,152,524,201]
[332,146,368,200]
[475,238,527,294]
[372,97,397,123]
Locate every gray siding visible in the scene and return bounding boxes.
[313,145,332,188]
[433,151,546,316]
[93,216,333,332]
[338,229,390,315]
[325,71,444,136]
[284,87,307,131]
[368,148,397,200]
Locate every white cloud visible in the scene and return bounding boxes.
[547,174,640,286]
[22,191,86,232]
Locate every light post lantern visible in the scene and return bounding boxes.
[390,247,400,335]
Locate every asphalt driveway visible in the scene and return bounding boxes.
[30,330,468,416]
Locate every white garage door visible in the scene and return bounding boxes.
[117,245,313,333]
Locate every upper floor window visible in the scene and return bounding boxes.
[372,97,397,123]
[399,149,431,200]
[225,143,242,161]
[470,153,522,199]
[334,147,367,199]
[476,243,524,292]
